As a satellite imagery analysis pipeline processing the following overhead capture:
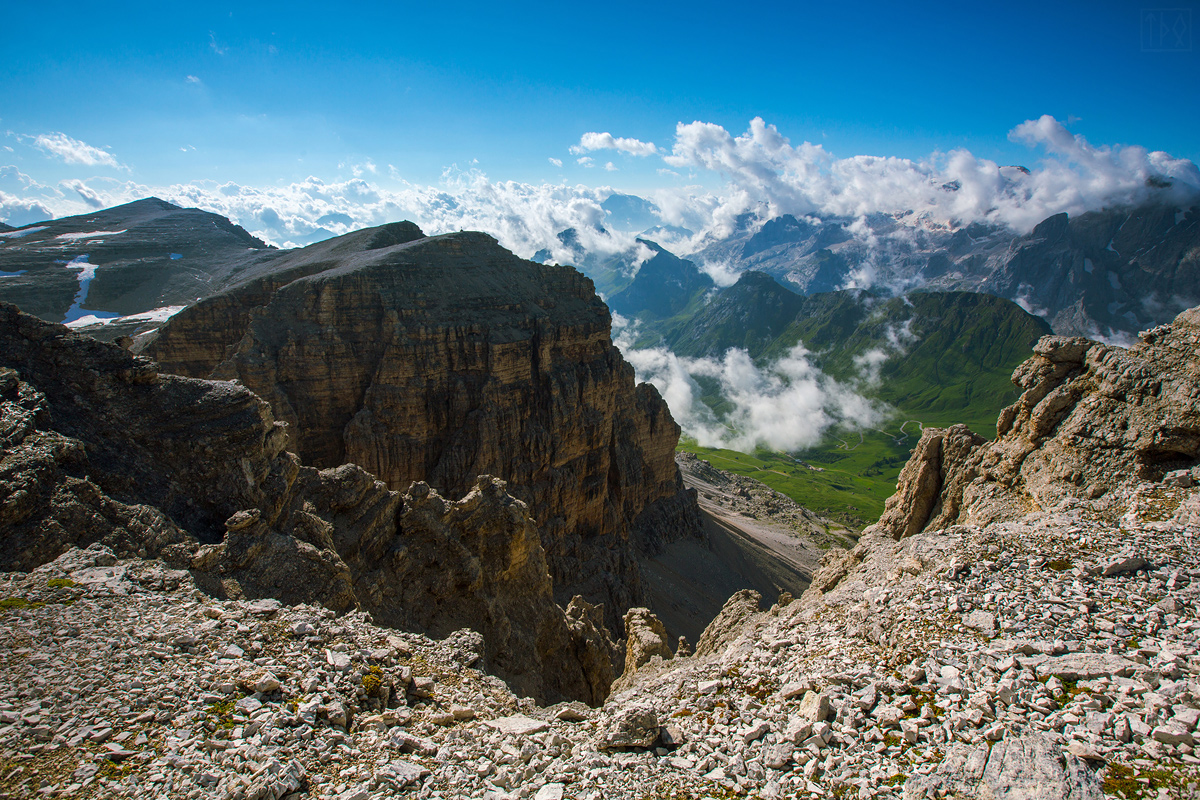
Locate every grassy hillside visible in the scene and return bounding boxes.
[654,286,1052,527]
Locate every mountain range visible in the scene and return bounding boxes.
[551,201,1199,343]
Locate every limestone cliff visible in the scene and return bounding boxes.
[0,303,616,704]
[872,305,1200,538]
[141,224,702,620]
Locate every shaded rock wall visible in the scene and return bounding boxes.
[142,228,701,620]
[0,304,616,704]
[872,306,1200,538]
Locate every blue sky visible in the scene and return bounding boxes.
[2,0,1198,245]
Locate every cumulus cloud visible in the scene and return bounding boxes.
[33,133,124,169]
[548,157,562,168]
[0,190,53,226]
[663,115,1200,236]
[604,162,617,172]
[621,341,889,452]
[17,167,660,259]
[6,114,1196,272]
[60,178,105,208]
[696,258,741,287]
[570,131,659,157]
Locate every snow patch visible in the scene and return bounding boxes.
[55,230,127,241]
[1108,271,1123,290]
[62,256,111,325]
[0,226,48,238]
[64,305,187,329]
[1083,258,1094,274]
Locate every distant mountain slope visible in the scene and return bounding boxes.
[658,270,803,358]
[975,205,1200,339]
[686,202,1199,339]
[630,279,1052,526]
[605,240,714,320]
[0,198,275,335]
[653,280,1052,431]
[775,291,1054,426]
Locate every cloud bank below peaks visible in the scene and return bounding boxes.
[615,324,890,453]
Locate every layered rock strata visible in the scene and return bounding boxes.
[873,306,1200,538]
[0,303,615,704]
[141,225,702,619]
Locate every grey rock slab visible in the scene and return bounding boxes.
[905,735,1103,800]
[484,715,550,736]
[1036,654,1139,681]
[1102,556,1149,577]
[597,705,659,751]
[964,611,998,633]
[795,691,832,723]
[376,759,430,788]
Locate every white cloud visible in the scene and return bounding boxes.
[663,115,1200,236]
[14,168,648,258]
[570,131,659,157]
[186,75,202,85]
[5,114,1196,276]
[60,178,106,208]
[619,340,889,452]
[548,157,562,168]
[0,190,53,226]
[209,32,227,55]
[604,162,617,172]
[696,258,740,287]
[33,133,123,169]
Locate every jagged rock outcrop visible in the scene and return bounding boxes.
[872,306,1200,538]
[140,225,702,621]
[694,589,763,658]
[621,608,672,673]
[0,303,616,704]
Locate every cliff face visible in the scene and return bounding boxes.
[871,305,1200,538]
[142,226,701,619]
[0,303,616,704]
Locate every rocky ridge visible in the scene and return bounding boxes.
[140,225,701,622]
[0,303,615,705]
[873,306,1200,539]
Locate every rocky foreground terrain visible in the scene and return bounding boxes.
[2,305,1200,799]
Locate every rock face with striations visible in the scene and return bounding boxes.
[141,224,702,621]
[872,305,1200,538]
[0,303,617,704]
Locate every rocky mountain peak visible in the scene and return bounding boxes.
[140,227,702,625]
